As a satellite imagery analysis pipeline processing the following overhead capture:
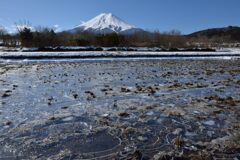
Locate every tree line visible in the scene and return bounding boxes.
[0,27,189,48]
[1,25,238,48]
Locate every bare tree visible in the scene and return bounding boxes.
[15,20,33,33]
[0,26,7,41]
[0,26,8,46]
[14,21,34,47]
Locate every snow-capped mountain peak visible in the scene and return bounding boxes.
[69,13,142,34]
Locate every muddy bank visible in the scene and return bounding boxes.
[0,59,240,159]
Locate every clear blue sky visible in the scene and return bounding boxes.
[0,0,240,34]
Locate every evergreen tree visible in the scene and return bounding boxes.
[19,27,33,47]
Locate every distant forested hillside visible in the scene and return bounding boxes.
[188,26,240,43]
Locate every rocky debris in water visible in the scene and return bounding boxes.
[203,135,240,152]
[98,118,110,126]
[4,121,12,126]
[1,90,12,98]
[205,95,239,106]
[162,71,173,78]
[163,108,186,117]
[73,93,78,99]
[134,85,159,94]
[49,116,56,121]
[61,106,68,110]
[145,105,155,110]
[121,87,131,93]
[118,111,130,117]
[101,88,108,92]
[13,84,18,90]
[233,123,240,129]
[85,91,96,100]
[47,96,54,105]
[168,82,182,89]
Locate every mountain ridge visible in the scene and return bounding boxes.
[188,26,240,42]
[68,13,143,34]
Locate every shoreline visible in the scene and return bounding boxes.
[1,51,240,60]
[0,47,217,52]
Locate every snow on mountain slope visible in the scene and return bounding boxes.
[69,13,143,34]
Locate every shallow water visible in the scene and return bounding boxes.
[0,59,240,159]
[0,56,239,64]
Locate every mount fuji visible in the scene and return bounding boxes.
[68,13,143,34]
